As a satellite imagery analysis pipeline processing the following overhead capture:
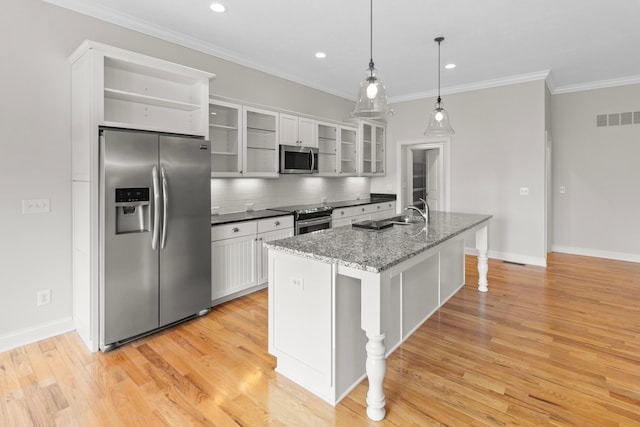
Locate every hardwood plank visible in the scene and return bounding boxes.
[1,253,639,425]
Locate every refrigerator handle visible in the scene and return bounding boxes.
[160,166,168,249]
[151,166,160,250]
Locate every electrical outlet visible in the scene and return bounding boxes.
[37,289,51,306]
[559,186,566,194]
[22,198,51,214]
[245,203,254,212]
[321,196,327,203]
[519,187,530,196]
[291,277,304,290]
[355,193,361,200]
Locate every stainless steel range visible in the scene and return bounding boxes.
[270,204,333,235]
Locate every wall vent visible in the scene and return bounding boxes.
[621,112,633,125]
[596,111,640,127]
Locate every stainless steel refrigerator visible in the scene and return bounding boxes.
[99,128,211,351]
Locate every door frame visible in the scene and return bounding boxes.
[396,138,451,212]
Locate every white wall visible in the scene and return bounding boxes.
[374,80,547,265]
[551,84,640,261]
[0,0,355,350]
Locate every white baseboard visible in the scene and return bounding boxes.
[0,317,75,353]
[464,247,547,267]
[551,245,640,263]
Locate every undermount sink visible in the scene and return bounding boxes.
[352,215,423,230]
[386,215,422,224]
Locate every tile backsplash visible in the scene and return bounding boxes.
[211,176,370,214]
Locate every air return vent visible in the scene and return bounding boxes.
[596,111,640,127]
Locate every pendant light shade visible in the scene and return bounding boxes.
[425,37,454,135]
[351,0,392,119]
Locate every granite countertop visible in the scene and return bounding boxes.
[211,194,396,226]
[264,211,492,273]
[211,209,292,226]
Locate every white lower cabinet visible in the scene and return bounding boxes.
[332,201,395,228]
[211,215,293,305]
[257,219,295,285]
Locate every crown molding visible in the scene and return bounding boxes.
[551,75,640,95]
[389,70,551,103]
[42,0,640,102]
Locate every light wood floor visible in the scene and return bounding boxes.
[2,253,639,426]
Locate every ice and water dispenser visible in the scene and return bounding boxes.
[115,188,151,234]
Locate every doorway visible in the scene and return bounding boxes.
[397,140,450,212]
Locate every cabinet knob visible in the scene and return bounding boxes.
[377,206,380,209]
[275,221,280,226]
[232,227,239,232]
[259,237,263,241]
[361,208,365,212]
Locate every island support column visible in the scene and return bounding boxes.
[476,225,489,292]
[360,269,391,421]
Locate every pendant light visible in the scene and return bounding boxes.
[351,0,392,119]
[424,37,454,135]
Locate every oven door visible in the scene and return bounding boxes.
[280,145,318,174]
[296,216,332,235]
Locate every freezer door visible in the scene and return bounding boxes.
[100,129,159,347]
[158,135,212,325]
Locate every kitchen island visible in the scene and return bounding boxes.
[265,211,492,421]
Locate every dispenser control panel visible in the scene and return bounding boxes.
[115,188,149,203]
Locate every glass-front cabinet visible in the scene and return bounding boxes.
[243,106,279,177]
[339,126,358,175]
[356,121,385,176]
[209,100,242,177]
[316,122,338,175]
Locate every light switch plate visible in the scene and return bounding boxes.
[22,198,50,214]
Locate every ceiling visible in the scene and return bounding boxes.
[45,0,640,101]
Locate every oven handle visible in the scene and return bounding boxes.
[297,216,332,227]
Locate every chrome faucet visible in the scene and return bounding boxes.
[405,197,429,222]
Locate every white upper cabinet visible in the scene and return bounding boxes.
[354,120,385,176]
[339,126,358,176]
[316,122,338,176]
[243,106,279,177]
[70,40,213,141]
[209,100,242,177]
[280,113,316,147]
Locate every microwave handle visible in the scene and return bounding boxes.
[309,149,315,172]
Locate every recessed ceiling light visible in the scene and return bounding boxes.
[445,63,456,69]
[210,3,226,13]
[315,52,327,59]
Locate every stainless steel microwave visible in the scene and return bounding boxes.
[279,145,319,174]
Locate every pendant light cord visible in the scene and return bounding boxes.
[369,0,374,72]
[435,37,444,104]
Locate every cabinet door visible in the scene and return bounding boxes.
[211,234,258,300]
[374,125,385,175]
[298,117,316,147]
[279,113,298,146]
[360,123,373,175]
[317,122,338,175]
[280,114,316,147]
[243,107,279,177]
[210,100,242,177]
[257,228,294,285]
[338,126,358,175]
